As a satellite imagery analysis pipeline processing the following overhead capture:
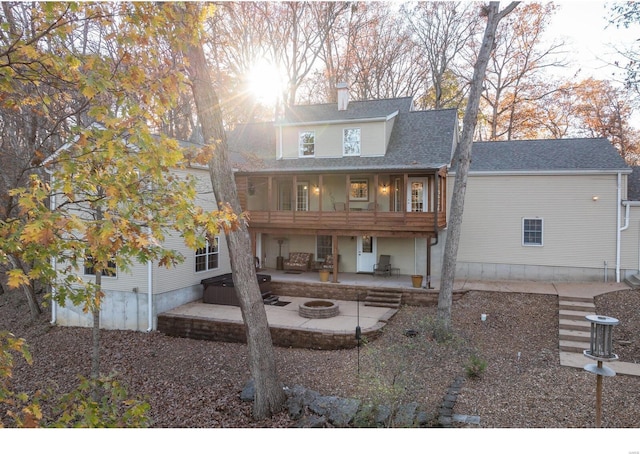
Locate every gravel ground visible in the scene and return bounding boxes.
[1,286,639,430]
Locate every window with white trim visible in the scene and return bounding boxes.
[195,237,219,272]
[343,128,361,156]
[299,131,315,157]
[522,218,543,246]
[296,182,309,211]
[316,235,332,261]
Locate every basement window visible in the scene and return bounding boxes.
[522,218,543,246]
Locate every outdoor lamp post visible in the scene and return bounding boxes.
[583,314,619,428]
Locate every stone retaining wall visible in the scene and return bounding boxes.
[157,313,385,350]
[269,281,466,306]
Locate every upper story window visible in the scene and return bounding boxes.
[522,218,543,246]
[299,131,315,157]
[196,237,219,272]
[343,128,361,156]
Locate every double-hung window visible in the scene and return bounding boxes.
[343,128,361,156]
[299,131,315,157]
[522,218,543,246]
[316,235,332,261]
[195,237,219,272]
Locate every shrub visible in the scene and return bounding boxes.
[465,354,488,379]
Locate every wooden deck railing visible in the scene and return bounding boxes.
[246,210,446,233]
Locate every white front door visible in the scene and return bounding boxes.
[357,235,377,273]
[407,178,428,212]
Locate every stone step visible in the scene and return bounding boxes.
[559,300,595,312]
[559,309,595,321]
[559,339,589,353]
[364,290,402,308]
[559,328,591,342]
[559,319,591,332]
[364,301,401,308]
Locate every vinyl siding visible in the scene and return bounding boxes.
[90,166,230,296]
[280,120,387,159]
[452,173,620,270]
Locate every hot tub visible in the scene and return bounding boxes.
[201,273,272,306]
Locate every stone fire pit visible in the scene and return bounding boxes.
[299,300,340,319]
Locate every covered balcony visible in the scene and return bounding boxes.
[235,170,447,237]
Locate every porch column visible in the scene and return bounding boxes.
[332,234,339,283]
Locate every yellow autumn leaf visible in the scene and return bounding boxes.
[7,269,30,289]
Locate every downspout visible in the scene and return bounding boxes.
[147,258,153,332]
[146,177,153,332]
[616,172,622,282]
[44,166,57,325]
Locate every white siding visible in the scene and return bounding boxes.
[446,173,621,277]
[279,120,387,159]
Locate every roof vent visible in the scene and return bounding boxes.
[336,82,349,111]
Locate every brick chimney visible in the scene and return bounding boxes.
[336,82,349,111]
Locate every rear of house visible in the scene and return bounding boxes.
[437,138,634,282]
[51,90,639,332]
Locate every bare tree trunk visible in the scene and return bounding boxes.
[437,2,519,335]
[184,33,285,420]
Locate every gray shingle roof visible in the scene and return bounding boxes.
[466,138,630,173]
[628,166,640,200]
[282,97,414,123]
[228,108,458,173]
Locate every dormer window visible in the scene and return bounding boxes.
[343,128,361,156]
[299,131,315,157]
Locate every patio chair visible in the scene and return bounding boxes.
[321,254,340,271]
[334,202,346,211]
[373,254,392,277]
[367,202,379,211]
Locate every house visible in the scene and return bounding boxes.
[51,87,639,332]
[230,85,458,287]
[51,140,231,332]
[230,86,637,286]
[449,138,634,282]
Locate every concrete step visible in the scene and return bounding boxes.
[559,309,595,321]
[559,319,591,332]
[558,295,595,303]
[624,274,640,289]
[559,328,591,342]
[559,339,589,353]
[559,300,595,312]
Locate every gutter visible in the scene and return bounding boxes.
[276,110,398,128]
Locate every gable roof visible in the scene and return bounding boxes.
[628,166,640,200]
[465,138,630,174]
[282,97,414,124]
[229,108,459,174]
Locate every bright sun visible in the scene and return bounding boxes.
[247,60,283,106]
